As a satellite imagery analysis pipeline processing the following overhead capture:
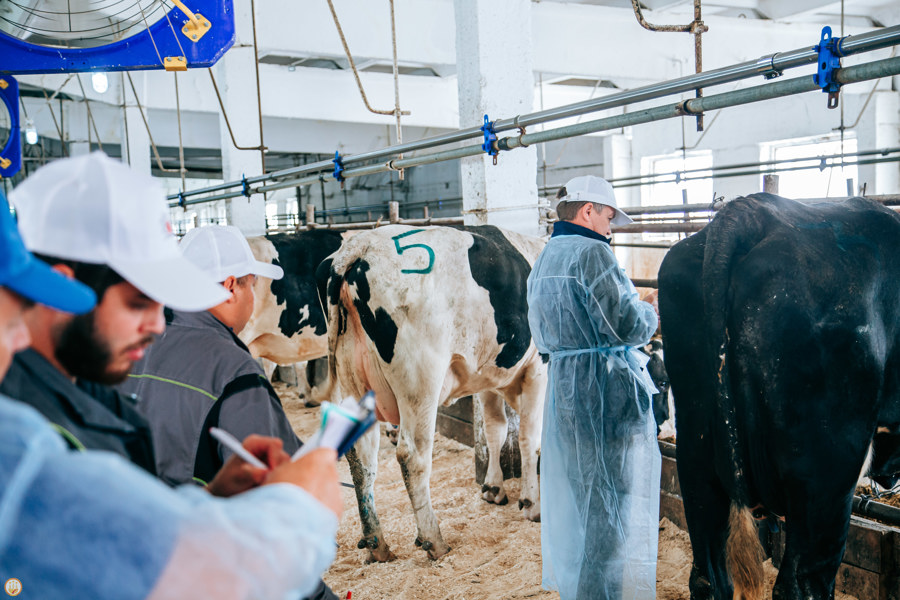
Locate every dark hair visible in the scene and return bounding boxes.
[235,274,255,288]
[556,200,593,221]
[555,185,596,221]
[32,253,125,302]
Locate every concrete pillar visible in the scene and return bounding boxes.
[120,72,151,175]
[215,0,266,236]
[454,0,539,236]
[871,92,899,195]
[603,133,636,270]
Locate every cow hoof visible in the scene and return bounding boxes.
[481,483,508,506]
[385,425,399,446]
[426,541,451,560]
[365,547,398,564]
[360,536,396,563]
[415,536,450,559]
[358,536,380,550]
[522,500,541,522]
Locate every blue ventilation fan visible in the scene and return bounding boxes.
[0,0,235,75]
[0,75,21,178]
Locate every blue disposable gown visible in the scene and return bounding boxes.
[0,394,337,600]
[527,233,661,600]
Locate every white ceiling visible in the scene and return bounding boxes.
[540,0,900,27]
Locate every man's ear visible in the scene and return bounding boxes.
[221,276,238,300]
[580,202,593,220]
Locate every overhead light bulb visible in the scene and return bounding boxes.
[24,119,38,145]
[91,71,109,94]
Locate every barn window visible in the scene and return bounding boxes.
[761,136,859,199]
[639,150,713,242]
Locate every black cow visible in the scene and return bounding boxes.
[658,193,900,600]
[241,230,345,382]
[640,338,670,434]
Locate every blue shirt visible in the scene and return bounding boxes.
[0,394,337,599]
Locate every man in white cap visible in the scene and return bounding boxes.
[121,224,302,488]
[121,225,339,600]
[1,151,229,479]
[526,175,661,599]
[0,175,343,600]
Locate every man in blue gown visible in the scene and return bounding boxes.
[527,175,661,600]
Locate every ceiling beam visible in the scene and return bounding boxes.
[870,5,900,27]
[757,0,839,20]
[639,0,689,10]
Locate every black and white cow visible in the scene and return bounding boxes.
[659,193,900,600]
[241,230,346,395]
[319,224,547,561]
[640,338,670,434]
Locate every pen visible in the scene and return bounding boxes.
[209,427,269,470]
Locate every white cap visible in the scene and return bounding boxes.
[10,152,230,312]
[552,175,634,225]
[180,225,284,283]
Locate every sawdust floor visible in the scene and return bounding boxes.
[277,384,857,600]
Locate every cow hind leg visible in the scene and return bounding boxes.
[480,390,510,506]
[345,424,396,563]
[773,474,856,600]
[508,364,545,522]
[395,399,451,559]
[676,445,735,600]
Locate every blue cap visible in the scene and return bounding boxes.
[0,191,96,314]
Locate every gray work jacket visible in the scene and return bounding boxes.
[120,310,300,485]
[0,349,159,477]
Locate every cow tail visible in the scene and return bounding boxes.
[317,251,362,403]
[726,502,765,600]
[701,195,775,505]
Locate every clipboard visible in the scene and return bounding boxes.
[292,390,378,461]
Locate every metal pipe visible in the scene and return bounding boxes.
[631,278,660,288]
[626,202,716,216]
[299,215,464,231]
[606,146,900,185]
[167,25,900,203]
[175,49,899,207]
[630,0,708,131]
[613,242,676,249]
[613,155,900,190]
[613,222,706,234]
[500,55,900,152]
[170,54,900,208]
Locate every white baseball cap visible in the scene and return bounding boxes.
[179,225,284,283]
[10,152,230,312]
[552,175,634,225]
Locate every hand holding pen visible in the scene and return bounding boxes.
[205,429,344,517]
[206,431,290,497]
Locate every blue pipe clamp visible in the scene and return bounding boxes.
[332,151,345,184]
[813,26,844,109]
[481,114,498,165]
